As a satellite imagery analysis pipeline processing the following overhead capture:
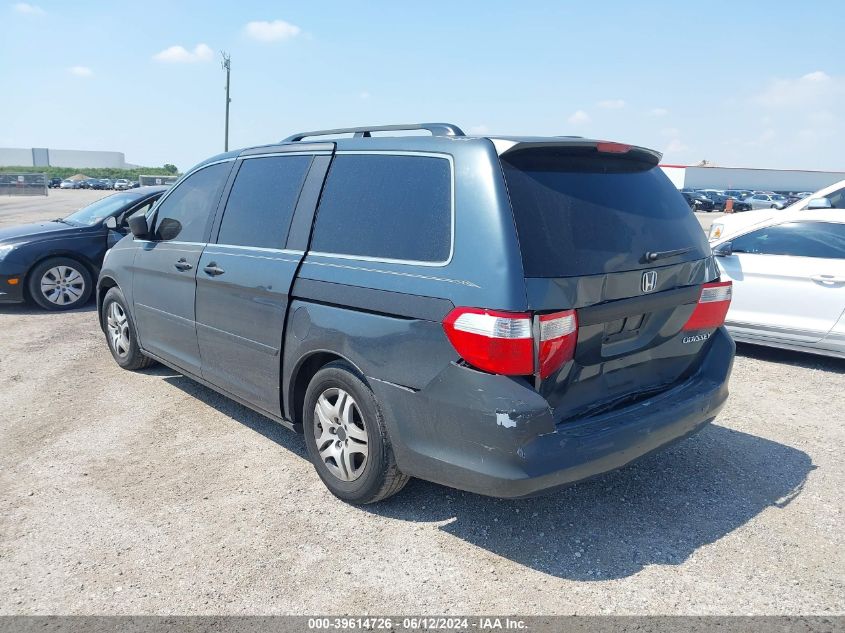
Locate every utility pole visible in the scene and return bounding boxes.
[221,51,231,152]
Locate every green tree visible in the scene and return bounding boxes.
[0,166,181,179]
[162,163,178,174]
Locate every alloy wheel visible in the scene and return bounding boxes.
[106,301,131,358]
[40,265,85,306]
[313,387,369,481]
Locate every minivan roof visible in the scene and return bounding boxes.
[191,123,663,174]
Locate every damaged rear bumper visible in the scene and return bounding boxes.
[370,327,735,498]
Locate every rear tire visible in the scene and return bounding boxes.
[28,257,92,311]
[303,361,409,504]
[101,287,155,370]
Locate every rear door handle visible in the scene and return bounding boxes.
[810,274,845,284]
[174,258,193,271]
[203,263,225,276]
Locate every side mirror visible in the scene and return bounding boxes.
[128,215,150,239]
[104,216,118,229]
[713,241,733,257]
[807,197,832,210]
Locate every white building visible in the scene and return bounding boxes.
[660,164,845,193]
[0,147,126,169]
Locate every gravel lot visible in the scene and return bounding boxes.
[0,190,842,615]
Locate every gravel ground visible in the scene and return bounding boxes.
[0,191,842,615]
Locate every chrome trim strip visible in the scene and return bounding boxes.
[302,259,479,288]
[206,243,304,256]
[241,151,331,159]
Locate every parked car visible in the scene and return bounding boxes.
[745,193,788,210]
[114,179,131,190]
[698,189,732,210]
[682,190,715,211]
[97,123,734,504]
[99,179,114,190]
[709,179,845,242]
[81,178,106,190]
[59,179,80,189]
[48,177,63,188]
[711,210,845,358]
[722,190,753,211]
[0,187,166,310]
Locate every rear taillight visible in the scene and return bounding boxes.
[596,141,632,154]
[442,308,534,375]
[442,307,578,378]
[683,281,732,330]
[538,310,578,378]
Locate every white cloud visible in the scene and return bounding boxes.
[359,91,371,100]
[244,19,301,42]
[802,70,830,82]
[756,71,844,108]
[649,107,669,117]
[13,2,45,15]
[153,43,214,63]
[597,99,625,109]
[567,110,591,125]
[665,138,688,153]
[68,66,93,77]
[468,124,490,134]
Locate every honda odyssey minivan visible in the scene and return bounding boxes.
[97,123,734,504]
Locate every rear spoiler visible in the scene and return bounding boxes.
[492,138,662,166]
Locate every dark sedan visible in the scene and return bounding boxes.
[82,178,107,190]
[0,187,165,310]
[681,190,715,212]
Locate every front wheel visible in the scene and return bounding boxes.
[101,287,155,370]
[28,257,92,311]
[303,361,409,504]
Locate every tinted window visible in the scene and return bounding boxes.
[121,198,158,227]
[731,222,845,259]
[153,162,230,242]
[217,155,311,249]
[502,150,710,277]
[311,154,451,262]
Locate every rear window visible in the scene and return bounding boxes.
[311,154,452,263]
[501,150,710,277]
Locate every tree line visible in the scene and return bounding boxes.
[0,164,179,179]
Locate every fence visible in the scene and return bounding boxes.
[0,173,47,196]
[138,174,178,187]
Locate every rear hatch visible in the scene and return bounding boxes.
[499,141,720,422]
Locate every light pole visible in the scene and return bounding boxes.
[221,52,231,152]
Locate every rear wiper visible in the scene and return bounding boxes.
[643,247,694,262]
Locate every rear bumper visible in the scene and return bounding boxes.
[372,327,735,498]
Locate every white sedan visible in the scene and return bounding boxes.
[710,194,845,358]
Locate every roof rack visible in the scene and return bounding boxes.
[282,123,465,143]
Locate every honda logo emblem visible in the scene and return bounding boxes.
[641,271,657,293]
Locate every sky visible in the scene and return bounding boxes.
[1,0,844,173]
